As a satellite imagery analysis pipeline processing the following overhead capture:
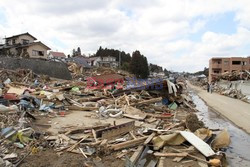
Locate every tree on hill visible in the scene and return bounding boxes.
[149,63,163,73]
[93,46,131,66]
[130,50,149,78]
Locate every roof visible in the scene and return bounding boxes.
[50,51,66,58]
[5,32,37,40]
[17,41,51,50]
[67,56,91,68]
[89,74,124,84]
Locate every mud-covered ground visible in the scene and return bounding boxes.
[189,90,250,167]
[19,149,124,167]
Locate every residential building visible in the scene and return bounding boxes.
[209,57,250,82]
[87,56,118,68]
[67,56,91,68]
[49,51,66,60]
[0,32,50,59]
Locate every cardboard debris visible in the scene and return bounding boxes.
[152,133,186,150]
[211,129,231,150]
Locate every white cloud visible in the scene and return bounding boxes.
[1,0,250,72]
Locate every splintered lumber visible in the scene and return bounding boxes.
[154,152,188,157]
[77,96,106,102]
[79,148,88,158]
[170,147,209,164]
[96,121,135,139]
[123,114,146,120]
[67,135,89,152]
[92,129,97,142]
[130,146,144,164]
[64,124,110,135]
[111,136,148,151]
[66,105,98,111]
[144,132,156,145]
[129,131,137,139]
[131,97,162,106]
[146,113,173,119]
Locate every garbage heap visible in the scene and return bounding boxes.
[212,84,250,103]
[214,70,250,81]
[0,68,230,167]
[189,77,208,90]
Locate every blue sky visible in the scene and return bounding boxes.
[189,12,238,42]
[0,0,250,72]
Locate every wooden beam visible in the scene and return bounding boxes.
[131,97,162,106]
[154,152,188,157]
[111,136,148,151]
[144,132,156,145]
[130,146,144,164]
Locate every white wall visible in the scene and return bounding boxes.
[218,80,250,95]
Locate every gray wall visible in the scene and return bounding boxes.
[218,80,250,95]
[0,57,72,80]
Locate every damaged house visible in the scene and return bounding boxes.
[87,55,119,68]
[0,32,50,59]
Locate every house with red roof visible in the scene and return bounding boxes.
[48,51,66,60]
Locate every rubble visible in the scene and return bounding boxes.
[0,67,231,166]
[190,71,250,104]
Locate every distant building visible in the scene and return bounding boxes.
[0,32,50,59]
[87,56,118,68]
[49,51,66,60]
[67,56,91,68]
[209,57,250,83]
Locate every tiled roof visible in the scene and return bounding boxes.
[50,51,66,58]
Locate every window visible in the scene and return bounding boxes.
[213,70,220,74]
[242,61,247,65]
[224,70,228,72]
[224,61,229,65]
[6,40,10,45]
[32,50,44,56]
[232,61,241,65]
[22,39,29,44]
[12,39,15,44]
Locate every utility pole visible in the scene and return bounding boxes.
[119,48,121,68]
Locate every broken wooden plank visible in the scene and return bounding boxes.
[67,135,89,152]
[95,121,135,139]
[154,152,188,157]
[64,124,110,135]
[123,114,146,120]
[111,136,148,151]
[129,131,137,139]
[131,97,162,106]
[146,113,173,119]
[66,105,98,111]
[170,147,209,164]
[130,146,144,164]
[144,132,156,145]
[79,148,88,158]
[92,129,97,142]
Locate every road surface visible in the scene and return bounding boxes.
[188,82,250,134]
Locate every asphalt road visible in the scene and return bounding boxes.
[188,82,250,134]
